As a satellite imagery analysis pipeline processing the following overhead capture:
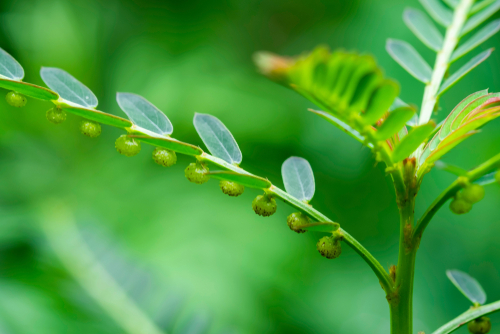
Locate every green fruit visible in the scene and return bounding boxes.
[184,161,210,184]
[252,194,277,217]
[5,91,27,107]
[115,135,141,157]
[495,171,500,185]
[449,198,472,215]
[316,235,342,259]
[152,147,177,167]
[80,120,101,138]
[46,107,67,124]
[219,180,244,197]
[461,184,485,204]
[468,316,491,334]
[287,212,309,233]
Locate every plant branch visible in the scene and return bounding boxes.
[432,300,500,334]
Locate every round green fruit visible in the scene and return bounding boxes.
[80,120,101,138]
[316,235,342,259]
[115,135,141,157]
[252,194,277,217]
[46,107,67,124]
[152,147,177,167]
[449,198,472,215]
[287,212,309,233]
[6,91,27,107]
[461,184,485,204]
[184,162,210,184]
[468,316,491,334]
[219,180,244,197]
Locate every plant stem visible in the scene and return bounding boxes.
[418,0,474,126]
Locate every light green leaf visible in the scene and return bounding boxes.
[193,113,242,164]
[475,171,497,185]
[208,171,271,189]
[471,0,497,15]
[390,97,409,111]
[40,67,98,108]
[438,49,493,95]
[128,134,203,156]
[452,19,500,62]
[419,0,453,27]
[55,101,133,128]
[362,80,400,125]
[0,78,58,101]
[282,157,315,202]
[462,0,500,36]
[393,122,435,162]
[404,8,444,51]
[116,92,173,136]
[0,47,24,80]
[447,270,487,305]
[443,0,459,8]
[434,161,468,175]
[374,107,416,141]
[386,39,432,83]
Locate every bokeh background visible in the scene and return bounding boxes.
[0,0,499,333]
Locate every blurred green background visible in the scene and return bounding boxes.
[0,0,499,333]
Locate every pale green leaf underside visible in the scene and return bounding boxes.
[404,8,444,51]
[193,113,242,164]
[475,171,498,185]
[452,19,500,62]
[419,0,453,27]
[471,0,497,15]
[0,47,24,80]
[434,161,468,175]
[282,157,315,201]
[0,78,58,101]
[447,270,487,305]
[116,92,173,136]
[374,106,416,141]
[208,171,271,189]
[438,49,493,95]
[462,0,500,36]
[386,39,432,83]
[443,0,459,8]
[40,67,98,108]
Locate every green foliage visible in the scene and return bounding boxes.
[447,269,487,305]
[281,157,315,202]
[252,194,277,217]
[403,9,443,51]
[152,147,177,167]
[115,135,141,157]
[5,91,27,107]
[386,39,432,83]
[468,316,492,334]
[219,180,245,197]
[79,120,101,138]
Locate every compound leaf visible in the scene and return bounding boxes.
[462,0,500,36]
[56,101,133,128]
[471,0,497,15]
[451,19,500,62]
[40,67,98,108]
[193,113,242,164]
[374,106,416,141]
[0,78,58,101]
[447,270,487,305]
[282,157,315,202]
[362,80,400,125]
[404,8,444,51]
[393,122,435,162]
[0,47,24,80]
[443,0,459,8]
[386,39,432,83]
[419,0,453,27]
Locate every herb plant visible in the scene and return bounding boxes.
[2,0,500,333]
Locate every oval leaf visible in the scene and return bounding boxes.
[0,78,58,101]
[282,157,315,202]
[116,92,173,136]
[404,8,444,51]
[462,0,500,36]
[374,106,416,141]
[452,19,500,62]
[362,80,400,125]
[419,0,453,27]
[386,39,432,83]
[393,122,435,162]
[0,47,24,80]
[447,270,487,305]
[293,221,340,233]
[193,113,242,164]
[208,171,271,189]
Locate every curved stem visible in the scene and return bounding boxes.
[432,300,500,334]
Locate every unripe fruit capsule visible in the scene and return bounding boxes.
[467,316,491,334]
[46,107,67,124]
[5,91,27,107]
[115,135,141,157]
[184,161,210,184]
[152,147,177,167]
[80,120,101,138]
[317,235,342,259]
[461,184,485,204]
[449,198,472,215]
[219,180,244,197]
[252,194,277,217]
[287,212,309,233]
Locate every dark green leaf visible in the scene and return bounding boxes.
[443,0,459,8]
[0,47,24,80]
[419,0,453,27]
[452,19,500,62]
[374,106,416,141]
[0,78,58,101]
[127,134,203,156]
[282,157,315,202]
[208,171,271,189]
[362,80,400,125]
[57,101,133,128]
[462,0,500,36]
[386,39,432,83]
[447,270,487,305]
[193,113,242,164]
[392,122,435,162]
[404,8,444,51]
[438,49,493,95]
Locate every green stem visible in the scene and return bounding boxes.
[432,300,500,334]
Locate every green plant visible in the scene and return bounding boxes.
[1,0,500,332]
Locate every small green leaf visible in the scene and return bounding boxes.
[294,221,340,233]
[403,8,444,51]
[471,0,497,15]
[282,157,315,202]
[462,0,500,36]
[452,20,500,62]
[475,171,498,185]
[208,171,271,189]
[128,134,203,156]
[438,49,493,96]
[193,113,242,165]
[393,122,435,162]
[116,92,173,136]
[386,39,432,83]
[434,161,468,175]
[0,47,24,80]
[362,80,400,125]
[390,97,409,111]
[0,78,58,101]
[447,270,487,305]
[374,107,416,141]
[55,101,132,128]
[443,0,459,8]
[419,0,453,27]
[40,67,98,108]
